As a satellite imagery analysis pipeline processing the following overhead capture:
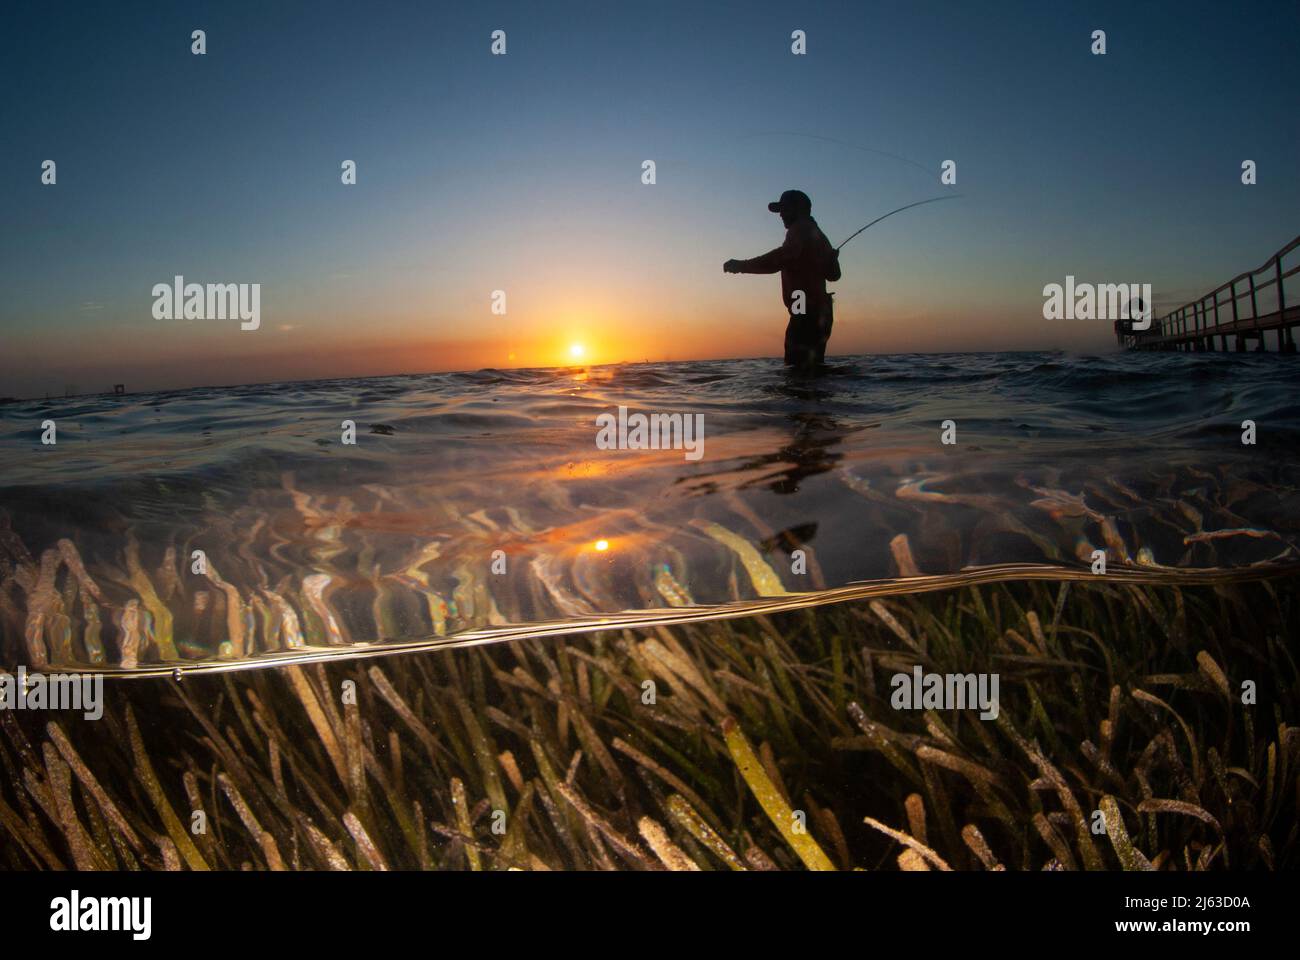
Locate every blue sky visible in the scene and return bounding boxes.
[2,0,1298,395]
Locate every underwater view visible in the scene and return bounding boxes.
[0,571,1295,874]
[1,352,1296,878]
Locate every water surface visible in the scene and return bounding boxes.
[2,351,1298,673]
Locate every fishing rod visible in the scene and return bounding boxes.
[836,195,960,251]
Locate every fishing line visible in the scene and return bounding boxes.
[735,131,935,178]
[836,195,960,251]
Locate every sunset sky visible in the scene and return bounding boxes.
[3,0,1299,397]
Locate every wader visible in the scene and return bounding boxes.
[783,295,833,367]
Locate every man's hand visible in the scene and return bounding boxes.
[723,259,743,274]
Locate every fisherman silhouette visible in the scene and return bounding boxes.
[724,190,841,370]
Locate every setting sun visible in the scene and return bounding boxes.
[569,343,585,359]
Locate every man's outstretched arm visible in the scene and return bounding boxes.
[724,229,802,274]
[724,246,784,274]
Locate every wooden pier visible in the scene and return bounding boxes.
[1119,233,1300,352]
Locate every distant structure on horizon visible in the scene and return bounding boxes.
[1121,234,1299,353]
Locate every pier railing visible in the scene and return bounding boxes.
[1121,233,1300,352]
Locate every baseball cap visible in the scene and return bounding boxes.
[767,189,812,215]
